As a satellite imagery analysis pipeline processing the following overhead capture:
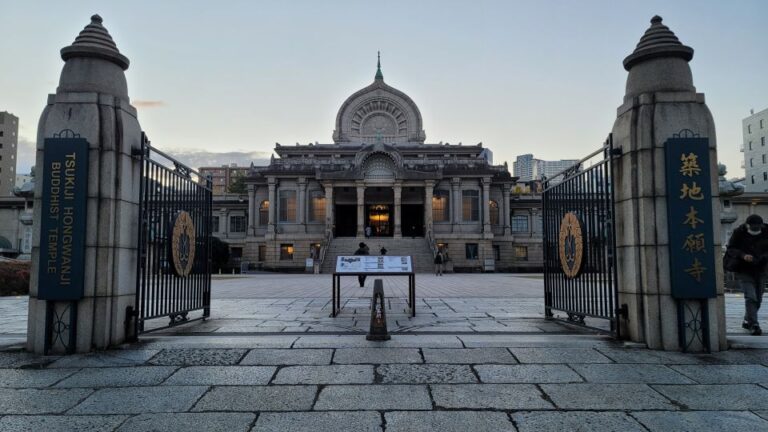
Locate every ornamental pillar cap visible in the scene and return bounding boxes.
[60,14,130,70]
[623,15,693,71]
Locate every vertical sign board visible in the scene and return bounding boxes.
[664,136,716,299]
[37,138,89,300]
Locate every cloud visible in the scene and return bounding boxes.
[162,149,272,171]
[132,100,166,109]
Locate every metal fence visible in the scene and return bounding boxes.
[542,134,623,336]
[132,133,212,334]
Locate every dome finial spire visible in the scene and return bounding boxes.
[375,50,384,81]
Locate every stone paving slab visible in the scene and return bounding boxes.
[569,364,695,384]
[669,364,768,384]
[422,348,517,364]
[0,388,93,414]
[54,366,177,388]
[652,384,768,410]
[116,412,256,432]
[430,384,552,409]
[240,348,332,365]
[541,383,676,410]
[631,410,768,432]
[0,414,128,432]
[273,365,373,384]
[594,348,704,364]
[511,347,612,363]
[385,411,515,432]
[475,364,583,383]
[512,411,646,432]
[0,351,56,368]
[314,385,432,410]
[138,336,298,349]
[377,364,477,384]
[333,348,422,364]
[458,334,607,348]
[253,412,381,432]
[47,350,159,368]
[163,366,276,385]
[293,335,462,348]
[193,385,317,411]
[69,386,208,414]
[756,410,768,421]
[0,368,78,388]
[149,348,248,366]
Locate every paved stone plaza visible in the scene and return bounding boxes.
[1,274,768,431]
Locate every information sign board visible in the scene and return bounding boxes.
[335,255,413,273]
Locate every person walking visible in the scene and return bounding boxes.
[380,246,387,255]
[365,226,372,238]
[354,242,369,287]
[725,214,768,335]
[434,250,444,276]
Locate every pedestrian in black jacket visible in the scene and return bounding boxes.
[354,242,369,287]
[725,214,768,335]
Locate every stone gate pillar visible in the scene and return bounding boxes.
[612,16,726,351]
[27,15,143,354]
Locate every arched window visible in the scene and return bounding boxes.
[363,154,395,179]
[259,200,269,225]
[489,200,499,225]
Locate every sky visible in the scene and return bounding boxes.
[1,0,766,177]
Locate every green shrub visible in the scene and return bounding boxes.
[0,261,30,296]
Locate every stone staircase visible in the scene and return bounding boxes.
[320,237,435,273]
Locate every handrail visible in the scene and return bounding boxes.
[318,229,332,271]
[426,229,438,257]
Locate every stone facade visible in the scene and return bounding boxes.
[225,59,543,273]
[0,196,33,258]
[0,111,19,196]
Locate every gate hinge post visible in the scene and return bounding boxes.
[610,147,623,156]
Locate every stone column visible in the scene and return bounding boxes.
[482,178,491,235]
[297,177,306,232]
[394,182,402,238]
[247,184,256,235]
[424,181,434,236]
[451,178,461,232]
[324,184,334,236]
[356,183,365,237]
[612,16,725,351]
[267,178,276,236]
[27,15,142,353]
[502,183,511,236]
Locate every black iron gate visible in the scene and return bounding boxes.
[542,134,624,336]
[132,133,212,334]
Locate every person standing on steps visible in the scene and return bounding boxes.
[380,246,387,255]
[725,214,768,335]
[354,242,369,287]
[434,250,445,276]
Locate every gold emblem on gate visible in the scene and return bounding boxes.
[558,212,584,278]
[171,211,196,277]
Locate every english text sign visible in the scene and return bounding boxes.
[38,138,89,301]
[664,136,716,299]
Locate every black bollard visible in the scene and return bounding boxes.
[366,279,391,341]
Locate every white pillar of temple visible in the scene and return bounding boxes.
[324,184,334,236]
[502,183,511,236]
[247,184,256,235]
[424,181,434,236]
[394,182,402,238]
[356,182,365,237]
[267,178,276,236]
[482,177,491,236]
[451,178,461,232]
[297,177,306,233]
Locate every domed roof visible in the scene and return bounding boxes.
[61,14,129,70]
[623,15,693,71]
[0,236,12,250]
[333,54,426,145]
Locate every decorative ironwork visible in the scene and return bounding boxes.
[134,132,212,334]
[673,129,700,139]
[44,301,77,355]
[543,134,623,337]
[678,299,711,353]
[53,129,81,139]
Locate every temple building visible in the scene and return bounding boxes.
[221,56,543,272]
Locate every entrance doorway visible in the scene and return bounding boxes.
[401,204,424,237]
[367,204,392,236]
[334,204,357,237]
